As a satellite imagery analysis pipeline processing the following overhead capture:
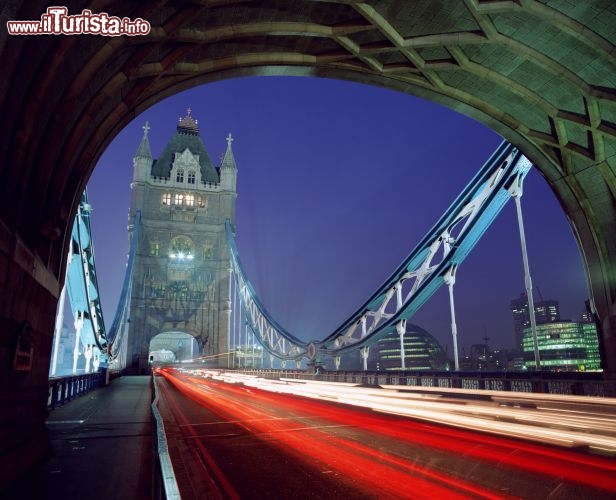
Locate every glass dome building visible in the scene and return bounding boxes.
[375,323,449,371]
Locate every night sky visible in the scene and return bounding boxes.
[87,76,588,355]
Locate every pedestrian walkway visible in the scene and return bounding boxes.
[2,376,153,500]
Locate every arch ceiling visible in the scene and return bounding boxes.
[1,0,615,371]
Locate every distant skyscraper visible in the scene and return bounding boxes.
[510,292,560,349]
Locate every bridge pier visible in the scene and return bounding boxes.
[0,228,59,489]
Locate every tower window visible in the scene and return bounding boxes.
[174,193,184,205]
[151,283,165,299]
[176,169,184,183]
[170,236,194,260]
[162,193,171,205]
[188,170,196,184]
[150,242,160,256]
[185,193,195,206]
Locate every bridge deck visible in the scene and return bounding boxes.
[2,376,152,500]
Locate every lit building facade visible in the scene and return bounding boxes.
[510,293,560,349]
[127,110,237,372]
[375,324,449,371]
[521,321,601,371]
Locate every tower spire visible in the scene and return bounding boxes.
[177,107,199,134]
[220,132,237,170]
[220,132,237,171]
[134,121,152,159]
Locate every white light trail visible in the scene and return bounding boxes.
[181,369,616,456]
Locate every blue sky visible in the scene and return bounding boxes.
[87,76,588,354]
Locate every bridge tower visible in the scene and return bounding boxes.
[127,110,237,372]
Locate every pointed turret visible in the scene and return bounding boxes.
[220,133,238,192]
[135,121,152,159]
[220,133,237,172]
[133,122,153,183]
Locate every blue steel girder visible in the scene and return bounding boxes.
[227,141,532,362]
[318,142,532,357]
[106,211,141,361]
[65,190,108,358]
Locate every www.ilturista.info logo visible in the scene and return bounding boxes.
[6,6,151,36]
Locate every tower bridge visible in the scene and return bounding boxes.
[2,0,616,489]
[127,111,237,373]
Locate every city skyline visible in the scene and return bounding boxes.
[86,76,589,355]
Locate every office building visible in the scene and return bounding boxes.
[521,321,601,371]
[510,292,560,349]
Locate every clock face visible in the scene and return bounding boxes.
[169,236,196,264]
[171,236,192,256]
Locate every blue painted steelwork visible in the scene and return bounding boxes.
[227,141,533,362]
[106,211,141,363]
[64,191,141,368]
[65,191,108,364]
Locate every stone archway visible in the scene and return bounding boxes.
[1,0,615,487]
[149,331,200,363]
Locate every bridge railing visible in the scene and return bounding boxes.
[47,369,125,409]
[231,369,612,397]
[48,372,105,409]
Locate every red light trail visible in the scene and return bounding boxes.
[155,368,616,499]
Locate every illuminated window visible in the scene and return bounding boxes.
[185,193,195,206]
[176,169,184,183]
[199,196,206,208]
[169,236,194,260]
[162,193,171,205]
[150,242,160,256]
[174,193,184,205]
[188,170,196,184]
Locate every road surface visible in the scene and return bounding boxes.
[155,368,616,499]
